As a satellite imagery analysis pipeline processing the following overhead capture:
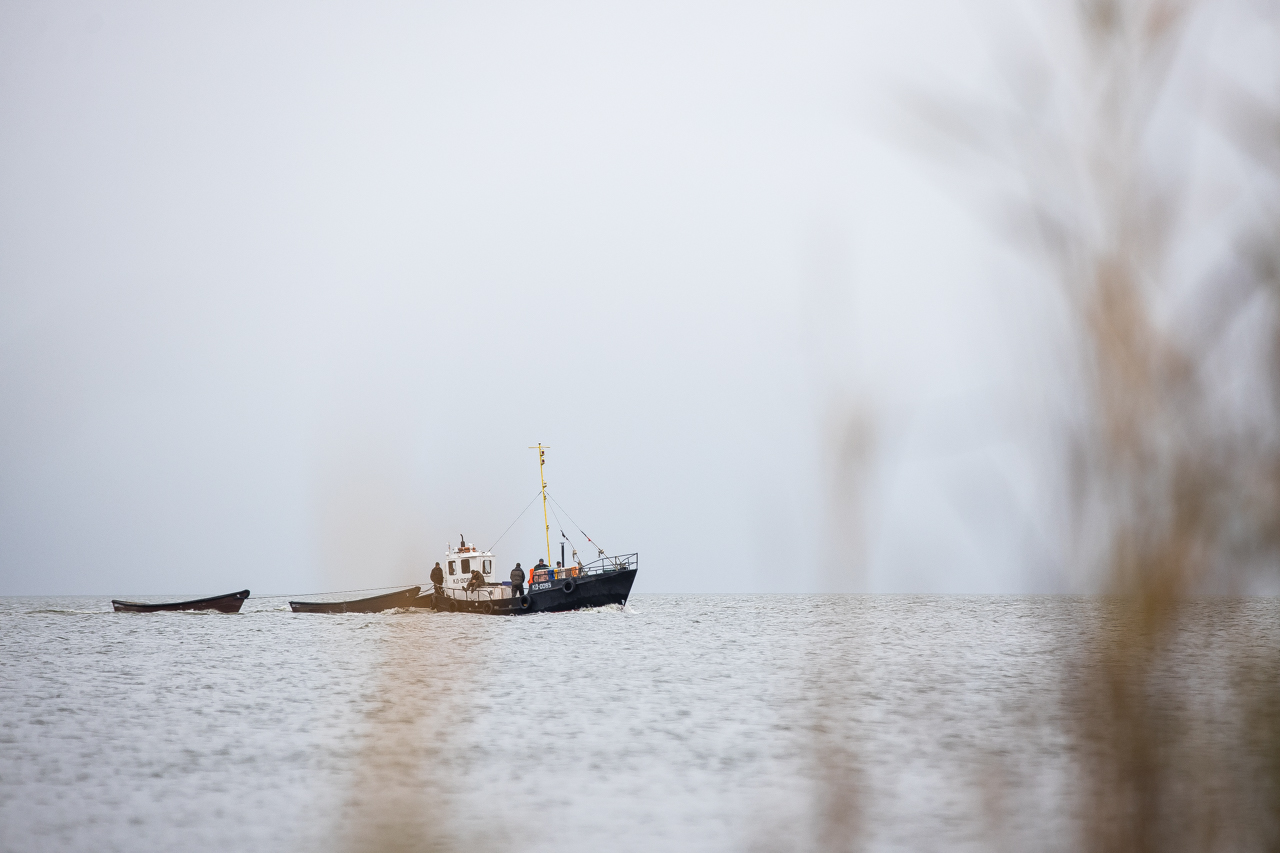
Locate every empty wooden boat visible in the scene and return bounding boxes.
[111,590,250,613]
[289,586,421,613]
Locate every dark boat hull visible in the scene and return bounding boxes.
[111,590,250,613]
[289,586,421,613]
[412,568,636,615]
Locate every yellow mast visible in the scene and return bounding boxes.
[529,443,551,566]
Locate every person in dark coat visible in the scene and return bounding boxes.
[467,568,483,592]
[430,562,444,595]
[510,563,525,597]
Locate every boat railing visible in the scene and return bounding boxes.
[528,556,633,584]
[526,554,638,583]
[436,554,637,591]
[442,585,510,601]
[576,553,638,577]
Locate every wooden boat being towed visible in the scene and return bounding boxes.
[289,586,420,613]
[112,590,250,613]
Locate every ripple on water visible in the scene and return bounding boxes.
[0,595,1276,852]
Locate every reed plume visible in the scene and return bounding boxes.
[897,1,1280,850]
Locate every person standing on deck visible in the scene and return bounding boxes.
[510,563,525,597]
[430,562,444,595]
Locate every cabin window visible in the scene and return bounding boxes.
[448,561,456,575]
[461,559,470,574]
[482,559,492,574]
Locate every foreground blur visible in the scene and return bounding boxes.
[851,1,1280,850]
[3,0,1280,850]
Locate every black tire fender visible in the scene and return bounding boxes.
[481,601,494,615]
[562,579,575,594]
[519,595,531,609]
[441,597,455,613]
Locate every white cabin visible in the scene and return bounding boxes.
[438,540,513,602]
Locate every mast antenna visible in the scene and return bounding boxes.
[529,443,552,567]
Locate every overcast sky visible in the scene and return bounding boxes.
[1,0,1264,595]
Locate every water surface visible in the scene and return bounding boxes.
[1,595,1274,852]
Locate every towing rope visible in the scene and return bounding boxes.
[252,584,419,600]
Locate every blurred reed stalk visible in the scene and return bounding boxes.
[341,618,485,853]
[907,0,1280,849]
[808,657,867,853]
[1221,6,1280,848]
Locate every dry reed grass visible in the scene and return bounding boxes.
[1016,4,1280,849]
[340,617,496,853]
[809,1,1280,850]
[335,4,1280,850]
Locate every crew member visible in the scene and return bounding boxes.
[467,568,484,591]
[510,563,525,597]
[430,561,444,595]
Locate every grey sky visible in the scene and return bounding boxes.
[1,1,1263,595]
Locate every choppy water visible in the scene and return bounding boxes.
[1,595,1276,853]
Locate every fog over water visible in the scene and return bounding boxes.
[6,4,1280,851]
[0,0,1117,597]
[3,0,1270,597]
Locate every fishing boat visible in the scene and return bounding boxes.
[414,550,637,614]
[414,444,638,615]
[289,586,421,613]
[111,589,250,613]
